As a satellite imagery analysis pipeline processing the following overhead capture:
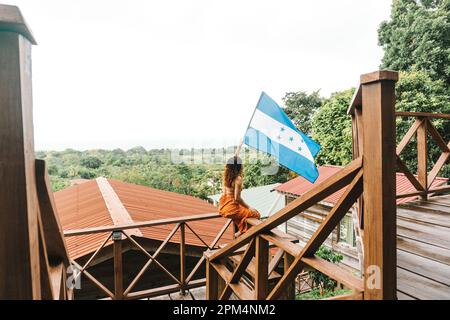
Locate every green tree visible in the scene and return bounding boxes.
[308,246,343,296]
[127,146,147,155]
[80,156,102,169]
[379,0,450,178]
[395,70,450,177]
[311,89,354,166]
[79,168,97,179]
[378,0,450,86]
[283,90,323,135]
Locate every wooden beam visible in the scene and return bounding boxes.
[113,236,123,299]
[426,119,450,153]
[396,184,450,199]
[396,156,424,191]
[0,6,40,299]
[360,70,399,84]
[37,217,52,300]
[185,219,232,284]
[185,223,211,249]
[361,70,398,300]
[0,4,37,44]
[417,119,428,200]
[48,263,64,300]
[396,111,450,120]
[229,282,254,300]
[71,260,114,299]
[125,278,205,300]
[428,144,450,188]
[267,169,363,300]
[180,223,186,295]
[124,224,180,296]
[347,84,362,115]
[268,249,285,277]
[35,159,70,266]
[64,212,221,236]
[396,118,423,155]
[283,253,295,300]
[301,256,364,292]
[206,260,219,300]
[260,233,301,257]
[219,239,255,300]
[123,232,180,284]
[303,169,363,257]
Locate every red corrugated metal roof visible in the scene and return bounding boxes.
[55,180,113,260]
[55,179,233,260]
[275,165,448,205]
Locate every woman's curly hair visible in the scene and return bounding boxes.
[223,156,243,188]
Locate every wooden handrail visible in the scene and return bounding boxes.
[396,184,450,199]
[395,116,449,201]
[396,111,450,119]
[69,215,232,300]
[64,212,221,236]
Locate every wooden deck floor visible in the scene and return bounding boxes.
[397,194,450,300]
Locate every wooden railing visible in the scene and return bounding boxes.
[63,214,232,300]
[394,112,450,199]
[205,70,404,300]
[205,158,364,300]
[35,160,73,300]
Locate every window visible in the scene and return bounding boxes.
[338,213,356,247]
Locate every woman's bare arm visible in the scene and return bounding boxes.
[234,176,251,208]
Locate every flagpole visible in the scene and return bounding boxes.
[236,92,265,156]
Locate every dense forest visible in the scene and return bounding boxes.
[38,0,449,198]
[36,147,291,199]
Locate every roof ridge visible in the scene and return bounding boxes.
[96,177,142,237]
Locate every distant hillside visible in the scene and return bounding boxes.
[36,147,289,199]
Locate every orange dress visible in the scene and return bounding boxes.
[218,191,261,234]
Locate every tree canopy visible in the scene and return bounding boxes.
[283,90,323,135]
[37,147,289,198]
[378,0,450,86]
[378,0,450,178]
[311,89,354,166]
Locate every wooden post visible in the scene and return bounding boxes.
[417,119,428,199]
[0,5,40,299]
[283,252,295,300]
[360,70,398,300]
[255,236,269,299]
[112,231,123,300]
[206,260,218,300]
[180,223,186,295]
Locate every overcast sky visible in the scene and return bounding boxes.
[6,0,392,150]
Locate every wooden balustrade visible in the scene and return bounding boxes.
[205,159,365,300]
[63,215,232,300]
[1,4,447,300]
[204,70,409,300]
[394,112,450,200]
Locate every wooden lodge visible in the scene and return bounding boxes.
[0,4,449,300]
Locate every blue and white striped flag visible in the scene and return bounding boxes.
[244,92,321,183]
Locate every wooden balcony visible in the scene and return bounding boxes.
[0,5,448,300]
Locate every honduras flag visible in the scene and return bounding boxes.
[244,92,321,183]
